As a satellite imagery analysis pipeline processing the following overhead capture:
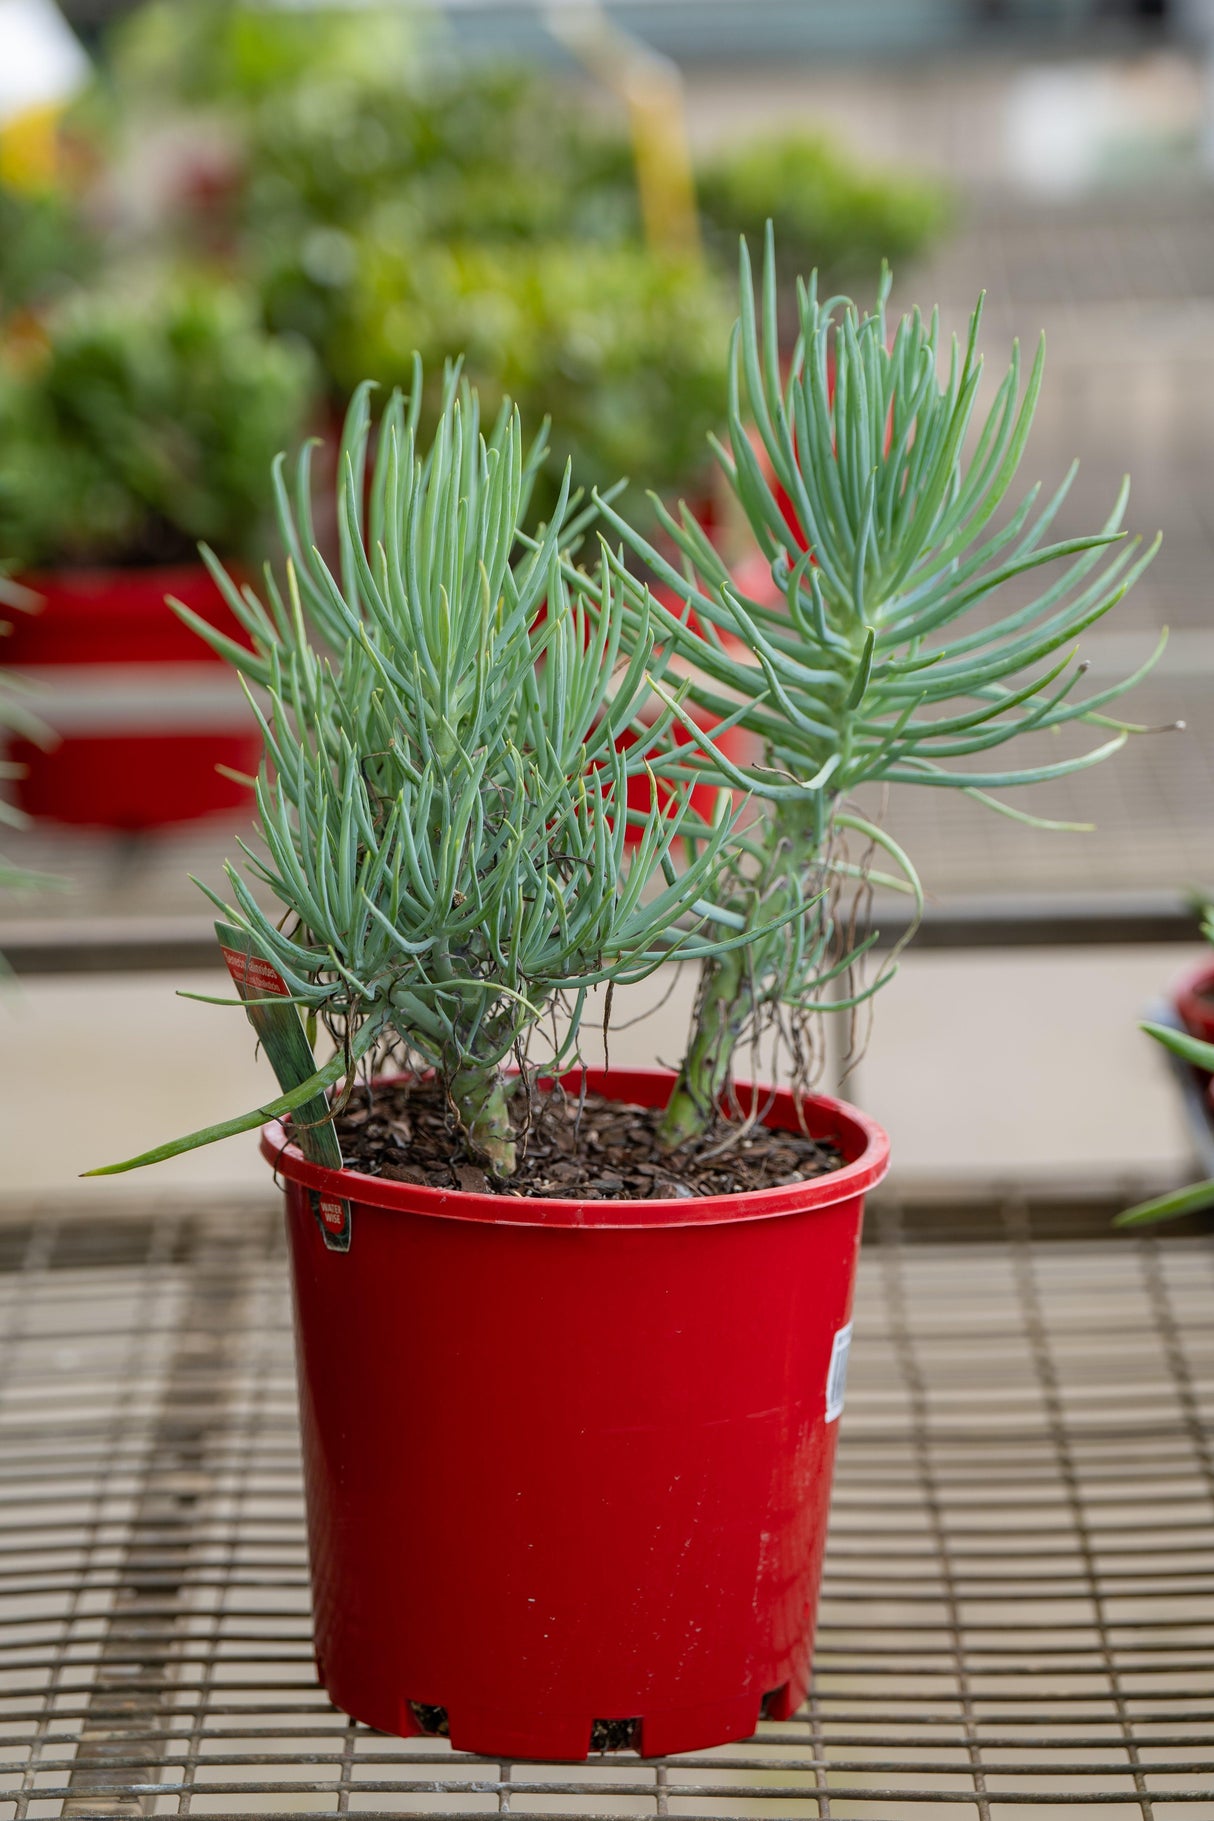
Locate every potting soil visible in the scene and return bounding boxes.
[327,1077,845,1200]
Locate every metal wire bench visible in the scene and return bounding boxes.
[0,1188,1210,1819]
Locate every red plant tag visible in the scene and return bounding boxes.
[220,945,290,999]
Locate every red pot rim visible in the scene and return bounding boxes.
[260,1066,890,1230]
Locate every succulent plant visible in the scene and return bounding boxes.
[592,236,1159,1147]
[91,237,1157,1187]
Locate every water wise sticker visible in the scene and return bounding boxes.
[310,1190,353,1253]
[220,945,291,998]
[825,1321,853,1424]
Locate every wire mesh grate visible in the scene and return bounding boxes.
[0,1192,1210,1820]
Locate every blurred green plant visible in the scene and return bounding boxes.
[592,237,1160,1147]
[90,369,762,1179]
[239,61,683,513]
[244,85,947,512]
[101,0,423,108]
[325,236,729,521]
[0,279,317,568]
[243,62,636,254]
[86,4,950,518]
[99,6,941,495]
[697,132,947,288]
[0,185,99,323]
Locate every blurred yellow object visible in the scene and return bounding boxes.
[543,2,700,263]
[0,102,63,190]
[625,60,701,263]
[0,0,88,189]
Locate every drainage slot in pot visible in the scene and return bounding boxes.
[590,1717,639,1753]
[759,1686,787,1720]
[409,1702,450,1737]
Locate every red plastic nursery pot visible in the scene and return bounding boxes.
[262,1067,889,1763]
[1174,959,1214,1049]
[2,565,260,830]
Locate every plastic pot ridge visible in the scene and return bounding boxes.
[262,1068,889,1762]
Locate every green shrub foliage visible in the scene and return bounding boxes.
[0,280,316,567]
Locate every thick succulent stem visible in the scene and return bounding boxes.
[450,1065,516,1178]
[657,941,755,1150]
[659,796,834,1152]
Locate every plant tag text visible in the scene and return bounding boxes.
[825,1321,853,1423]
[220,945,291,998]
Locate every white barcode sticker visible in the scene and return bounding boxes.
[825,1321,853,1423]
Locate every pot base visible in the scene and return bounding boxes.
[318,1658,808,1761]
